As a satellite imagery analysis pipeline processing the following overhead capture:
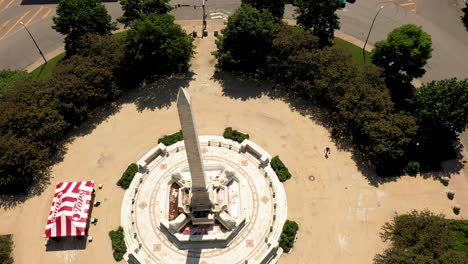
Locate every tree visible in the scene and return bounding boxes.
[0,134,49,191]
[241,0,285,21]
[118,0,172,27]
[268,24,319,83]
[125,14,194,78]
[374,210,463,264]
[412,78,468,135]
[294,0,341,46]
[371,24,432,84]
[214,5,275,74]
[53,0,117,56]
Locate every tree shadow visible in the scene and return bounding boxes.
[462,3,468,31]
[122,72,194,111]
[212,71,275,101]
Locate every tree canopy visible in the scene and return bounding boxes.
[374,210,468,264]
[412,78,468,135]
[118,0,172,27]
[125,14,194,78]
[53,0,116,55]
[214,5,275,74]
[371,24,432,83]
[294,0,341,46]
[241,0,285,21]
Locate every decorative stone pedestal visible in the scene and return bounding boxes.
[120,136,287,264]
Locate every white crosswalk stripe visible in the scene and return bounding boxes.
[208,9,231,21]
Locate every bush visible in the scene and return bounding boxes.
[117,163,139,189]
[270,156,292,182]
[158,130,183,146]
[223,127,249,143]
[279,220,299,253]
[404,161,420,175]
[0,235,13,264]
[0,70,30,97]
[109,226,127,261]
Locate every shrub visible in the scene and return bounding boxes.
[404,161,420,175]
[117,163,139,189]
[279,220,299,253]
[223,127,249,143]
[158,130,183,146]
[270,156,292,182]
[0,235,13,264]
[109,226,127,261]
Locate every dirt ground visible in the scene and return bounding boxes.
[1,21,466,264]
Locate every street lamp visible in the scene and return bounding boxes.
[20,21,47,64]
[363,5,384,64]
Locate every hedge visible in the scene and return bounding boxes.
[158,130,183,146]
[109,226,127,261]
[270,156,292,182]
[279,220,299,253]
[0,235,13,264]
[117,163,138,189]
[223,127,249,143]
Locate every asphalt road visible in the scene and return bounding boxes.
[0,0,467,148]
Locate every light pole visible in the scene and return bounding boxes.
[363,5,384,64]
[20,21,47,64]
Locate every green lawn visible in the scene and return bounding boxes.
[31,52,66,79]
[334,37,371,64]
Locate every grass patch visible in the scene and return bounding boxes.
[279,220,298,253]
[334,37,371,64]
[0,70,30,97]
[109,226,127,261]
[223,127,249,143]
[158,130,183,146]
[270,156,292,182]
[448,220,468,255]
[0,235,14,264]
[114,31,128,42]
[30,52,66,80]
[117,163,139,189]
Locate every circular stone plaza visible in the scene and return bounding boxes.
[120,88,287,264]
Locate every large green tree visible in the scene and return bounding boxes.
[294,0,341,46]
[0,235,13,264]
[214,5,275,74]
[412,78,468,135]
[374,210,467,264]
[371,24,432,83]
[125,14,194,78]
[241,0,285,21]
[53,0,116,56]
[118,0,172,27]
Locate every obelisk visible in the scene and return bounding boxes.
[177,88,212,210]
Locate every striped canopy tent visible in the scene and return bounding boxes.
[44,181,94,238]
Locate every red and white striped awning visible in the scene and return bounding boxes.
[44,181,94,238]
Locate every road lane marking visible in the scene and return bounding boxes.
[25,6,44,26]
[41,7,52,19]
[0,10,30,40]
[0,19,10,32]
[2,0,15,10]
[400,2,416,7]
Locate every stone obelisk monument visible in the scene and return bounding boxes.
[177,88,212,211]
